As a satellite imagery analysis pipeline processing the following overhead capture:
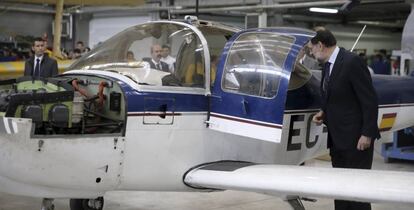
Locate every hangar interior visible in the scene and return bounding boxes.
[0,0,412,62]
[1,0,414,210]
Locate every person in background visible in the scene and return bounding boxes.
[24,37,58,78]
[61,48,69,59]
[358,52,368,65]
[126,51,136,62]
[310,29,380,210]
[76,41,85,52]
[0,48,17,62]
[370,49,391,75]
[41,33,53,57]
[76,41,91,56]
[160,44,176,73]
[72,49,82,59]
[10,49,21,61]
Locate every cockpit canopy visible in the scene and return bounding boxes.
[69,21,238,88]
[69,20,314,96]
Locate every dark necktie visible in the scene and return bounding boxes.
[34,58,40,77]
[156,63,161,70]
[322,62,331,94]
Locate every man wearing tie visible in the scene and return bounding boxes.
[310,29,380,210]
[24,37,58,78]
[143,44,169,72]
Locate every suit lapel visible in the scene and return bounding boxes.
[152,61,157,69]
[40,57,47,76]
[27,57,35,75]
[327,48,344,96]
[28,57,35,68]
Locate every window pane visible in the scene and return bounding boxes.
[222,33,294,98]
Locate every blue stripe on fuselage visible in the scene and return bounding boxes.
[93,75,208,113]
[285,72,414,111]
[373,74,414,105]
[125,90,207,113]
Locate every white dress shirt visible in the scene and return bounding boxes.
[161,55,176,73]
[34,55,44,71]
[327,46,340,75]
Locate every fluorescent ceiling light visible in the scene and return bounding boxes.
[309,7,338,14]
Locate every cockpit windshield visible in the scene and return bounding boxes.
[69,21,237,88]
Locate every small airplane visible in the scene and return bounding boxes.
[0,17,414,210]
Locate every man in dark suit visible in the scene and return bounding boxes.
[311,29,380,210]
[143,44,169,72]
[24,37,58,78]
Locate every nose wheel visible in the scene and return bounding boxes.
[70,197,104,210]
[41,198,55,210]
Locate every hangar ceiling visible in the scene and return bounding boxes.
[283,0,410,29]
[1,0,146,6]
[0,0,412,30]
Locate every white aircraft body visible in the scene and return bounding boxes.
[0,18,414,210]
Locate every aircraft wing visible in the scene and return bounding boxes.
[184,162,414,203]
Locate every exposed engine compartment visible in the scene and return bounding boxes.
[0,76,125,136]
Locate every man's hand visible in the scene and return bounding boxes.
[312,111,324,125]
[357,135,372,151]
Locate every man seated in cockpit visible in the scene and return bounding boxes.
[143,44,169,72]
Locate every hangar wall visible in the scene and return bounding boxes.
[0,12,51,39]
[82,13,401,56]
[182,14,401,56]
[0,2,405,58]
[0,10,74,51]
[0,11,55,50]
[73,14,92,49]
[325,25,401,56]
[89,15,151,48]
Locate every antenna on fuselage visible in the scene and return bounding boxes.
[350,25,366,52]
[195,0,199,17]
[167,0,174,20]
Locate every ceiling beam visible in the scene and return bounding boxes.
[3,0,145,6]
[171,0,348,13]
[68,0,348,14]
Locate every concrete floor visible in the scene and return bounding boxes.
[1,141,413,210]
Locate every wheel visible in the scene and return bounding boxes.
[70,197,104,210]
[41,198,55,210]
[40,204,55,210]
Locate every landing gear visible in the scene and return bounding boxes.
[287,197,305,210]
[285,196,317,210]
[69,197,104,210]
[41,198,55,210]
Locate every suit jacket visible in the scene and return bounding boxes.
[24,55,58,78]
[321,48,380,150]
[143,58,169,72]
